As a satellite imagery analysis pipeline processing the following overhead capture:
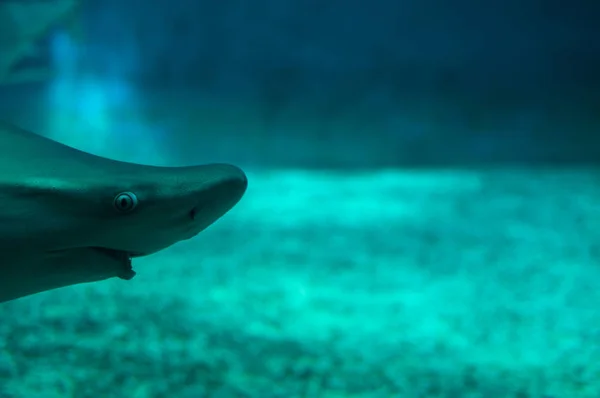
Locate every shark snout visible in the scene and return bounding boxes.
[187,164,247,233]
[208,163,247,201]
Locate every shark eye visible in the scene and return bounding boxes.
[113,192,138,213]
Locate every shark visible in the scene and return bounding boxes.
[0,0,81,84]
[0,122,247,303]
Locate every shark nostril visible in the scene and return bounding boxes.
[190,204,206,221]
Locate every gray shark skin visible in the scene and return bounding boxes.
[0,122,247,303]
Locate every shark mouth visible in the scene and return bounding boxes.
[92,247,137,280]
[117,256,136,280]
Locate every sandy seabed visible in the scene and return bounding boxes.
[1,168,600,398]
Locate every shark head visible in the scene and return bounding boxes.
[0,123,247,302]
[29,162,249,259]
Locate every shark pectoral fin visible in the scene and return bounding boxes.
[0,248,134,303]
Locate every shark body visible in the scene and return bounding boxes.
[0,123,247,302]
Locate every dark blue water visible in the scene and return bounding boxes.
[2,0,599,167]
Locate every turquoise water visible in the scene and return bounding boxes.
[2,169,600,396]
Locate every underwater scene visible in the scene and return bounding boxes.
[0,1,599,397]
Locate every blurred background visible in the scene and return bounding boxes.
[2,1,600,397]
[0,0,599,167]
